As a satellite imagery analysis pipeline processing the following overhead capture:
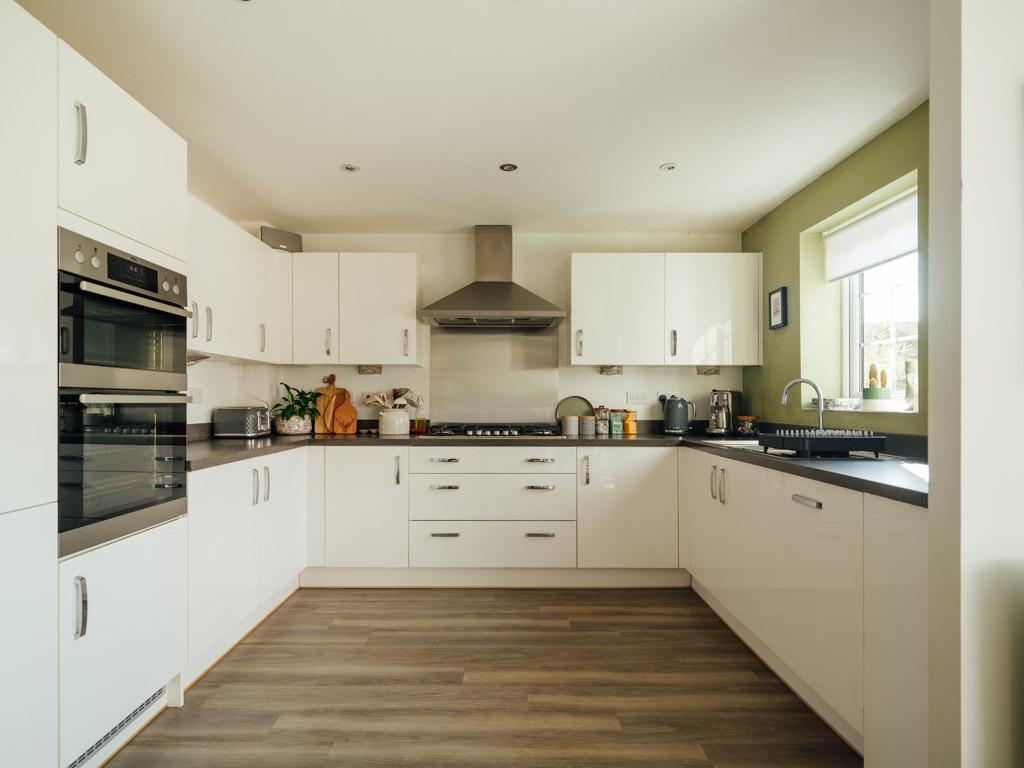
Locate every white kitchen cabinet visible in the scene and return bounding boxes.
[577,447,678,568]
[260,247,293,364]
[1,0,57,518]
[325,448,409,567]
[187,196,246,357]
[59,519,187,766]
[410,520,577,568]
[339,252,418,364]
[570,252,665,365]
[0,503,57,768]
[58,41,187,261]
[766,472,864,734]
[677,448,691,570]
[864,494,928,767]
[410,446,575,474]
[665,252,762,365]
[688,450,771,638]
[409,474,576,521]
[293,252,340,364]
[258,452,299,603]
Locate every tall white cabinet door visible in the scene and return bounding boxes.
[665,252,762,365]
[293,253,340,364]
[190,198,244,357]
[59,519,187,766]
[265,248,293,364]
[577,447,677,568]
[187,461,260,662]
[58,42,187,260]
[864,495,927,767]
[325,448,409,567]
[766,472,864,733]
[258,452,298,603]
[339,252,418,364]
[570,253,665,365]
[0,503,57,768]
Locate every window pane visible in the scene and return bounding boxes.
[893,283,918,324]
[862,261,892,293]
[890,253,918,285]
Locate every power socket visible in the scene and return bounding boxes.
[626,391,652,405]
[657,392,679,402]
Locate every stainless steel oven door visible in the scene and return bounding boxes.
[58,271,189,391]
[58,391,189,557]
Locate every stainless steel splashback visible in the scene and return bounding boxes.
[429,327,559,424]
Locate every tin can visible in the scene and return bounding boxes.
[609,409,624,435]
[595,405,610,435]
[623,409,638,435]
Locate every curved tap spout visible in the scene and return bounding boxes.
[780,378,824,431]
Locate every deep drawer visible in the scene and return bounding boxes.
[409,446,576,474]
[409,474,576,521]
[409,521,577,568]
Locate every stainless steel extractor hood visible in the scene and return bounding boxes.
[419,225,565,328]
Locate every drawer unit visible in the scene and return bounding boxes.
[409,521,577,568]
[409,446,575,474]
[409,474,576,521]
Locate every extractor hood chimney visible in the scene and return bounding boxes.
[418,225,565,328]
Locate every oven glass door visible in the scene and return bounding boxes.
[59,271,187,389]
[58,391,187,554]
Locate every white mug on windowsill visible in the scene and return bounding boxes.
[378,409,410,436]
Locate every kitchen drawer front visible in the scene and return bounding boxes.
[409,446,576,474]
[409,521,577,568]
[409,474,576,521]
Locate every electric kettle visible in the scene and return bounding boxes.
[659,395,696,435]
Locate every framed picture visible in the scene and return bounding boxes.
[769,286,788,330]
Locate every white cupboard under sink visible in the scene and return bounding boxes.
[292,252,340,364]
[339,252,418,364]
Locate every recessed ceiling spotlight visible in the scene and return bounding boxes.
[659,162,678,172]
[340,163,360,173]
[499,163,518,172]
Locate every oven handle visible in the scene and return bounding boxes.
[78,394,192,405]
[79,280,193,318]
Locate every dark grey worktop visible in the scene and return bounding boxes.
[186,432,928,507]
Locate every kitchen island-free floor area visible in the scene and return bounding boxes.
[108,588,861,768]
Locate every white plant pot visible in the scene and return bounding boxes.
[378,409,410,436]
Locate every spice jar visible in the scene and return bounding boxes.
[736,415,759,437]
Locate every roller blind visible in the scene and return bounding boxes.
[823,190,918,282]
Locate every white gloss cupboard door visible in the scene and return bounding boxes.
[339,252,418,364]
[324,448,409,567]
[257,452,297,603]
[188,197,244,357]
[577,447,677,568]
[570,253,665,365]
[293,253,339,364]
[864,495,927,767]
[677,449,691,570]
[59,519,187,766]
[0,503,57,768]
[665,252,762,365]
[264,248,293,364]
[58,41,187,260]
[288,448,310,575]
[765,472,864,733]
[187,461,260,662]
[1,0,57,517]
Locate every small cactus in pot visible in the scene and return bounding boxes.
[271,383,320,435]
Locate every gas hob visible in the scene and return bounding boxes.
[427,423,562,438]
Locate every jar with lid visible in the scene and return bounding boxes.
[623,409,638,435]
[609,409,625,435]
[736,415,759,437]
[595,405,610,435]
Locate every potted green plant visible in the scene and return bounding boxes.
[271,383,320,435]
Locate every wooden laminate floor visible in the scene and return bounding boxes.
[109,588,862,768]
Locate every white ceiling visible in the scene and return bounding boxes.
[19,0,928,234]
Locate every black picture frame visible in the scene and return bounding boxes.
[768,286,788,330]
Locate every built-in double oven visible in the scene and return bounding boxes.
[57,228,191,557]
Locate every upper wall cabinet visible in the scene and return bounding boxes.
[58,42,187,261]
[292,253,340,365]
[339,252,418,365]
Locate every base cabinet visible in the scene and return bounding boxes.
[59,519,187,766]
[410,521,577,568]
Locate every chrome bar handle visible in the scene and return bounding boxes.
[74,101,88,165]
[252,468,259,506]
[153,482,183,490]
[191,302,199,339]
[325,328,332,357]
[79,394,192,405]
[525,532,556,538]
[260,322,266,353]
[710,465,718,500]
[205,306,213,342]
[430,484,460,490]
[394,455,401,485]
[526,485,556,491]
[792,493,823,510]
[671,329,678,357]
[526,457,555,463]
[403,328,410,356]
[719,467,726,505]
[576,329,584,357]
[430,457,460,463]
[263,466,270,501]
[430,532,460,538]
[583,455,591,485]
[74,575,88,638]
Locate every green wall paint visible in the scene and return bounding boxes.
[742,102,929,435]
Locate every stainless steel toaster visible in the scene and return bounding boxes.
[212,407,271,438]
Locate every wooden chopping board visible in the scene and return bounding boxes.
[332,389,358,435]
[314,375,358,435]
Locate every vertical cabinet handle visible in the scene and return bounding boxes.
[403,328,410,357]
[576,329,584,357]
[671,329,678,357]
[205,306,213,342]
[260,322,266,353]
[394,455,401,485]
[263,466,270,501]
[252,468,259,506]
[710,465,718,500]
[190,302,199,339]
[583,455,591,485]
[74,575,88,639]
[325,328,332,357]
[73,101,88,165]
[718,467,726,505]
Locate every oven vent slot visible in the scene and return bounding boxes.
[65,686,165,768]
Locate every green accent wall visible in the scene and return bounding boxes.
[742,102,929,435]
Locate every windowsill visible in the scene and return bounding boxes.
[804,402,919,415]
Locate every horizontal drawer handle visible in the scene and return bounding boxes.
[430,532,461,538]
[429,484,461,490]
[525,532,556,538]
[792,493,823,509]
[430,457,460,463]
[525,484,556,491]
[154,482,184,489]
[525,457,556,463]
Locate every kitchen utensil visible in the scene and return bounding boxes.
[561,415,580,436]
[555,395,594,421]
[315,374,357,435]
[659,395,696,435]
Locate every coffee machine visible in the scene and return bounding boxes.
[707,390,742,435]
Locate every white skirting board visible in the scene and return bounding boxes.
[300,567,691,589]
[691,578,864,755]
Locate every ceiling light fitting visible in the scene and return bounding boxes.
[659,162,678,172]
[499,163,518,172]
[340,163,360,172]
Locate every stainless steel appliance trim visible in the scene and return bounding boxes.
[525,532,556,538]
[80,280,192,318]
[792,493,823,510]
[430,484,460,490]
[205,306,213,341]
[74,575,88,638]
[526,457,556,463]
[430,532,460,538]
[74,101,88,164]
[58,498,187,558]
[78,393,191,404]
[190,302,199,338]
[711,465,718,500]
[719,467,727,505]
[526,485,556,491]
[403,328,409,356]
[59,362,188,392]
[252,468,259,506]
[394,455,401,485]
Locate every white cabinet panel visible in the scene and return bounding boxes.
[409,474,576,521]
[325,447,408,567]
[188,197,245,357]
[766,472,863,733]
[409,446,575,474]
[864,495,927,767]
[570,252,665,365]
[59,519,187,765]
[288,448,310,576]
[263,248,293,364]
[58,42,186,260]
[258,452,297,603]
[410,521,577,568]
[1,0,56,516]
[665,252,762,365]
[293,253,339,364]
[677,448,691,570]
[0,503,57,768]
[577,447,677,568]
[339,252,418,364]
